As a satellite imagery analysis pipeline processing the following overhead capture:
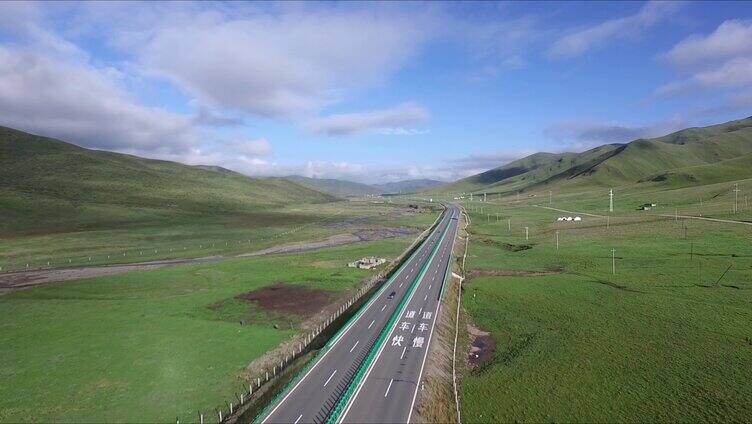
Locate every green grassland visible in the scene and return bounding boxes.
[0,235,422,423]
[457,183,752,422]
[1,199,437,272]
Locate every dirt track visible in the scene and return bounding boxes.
[0,227,416,293]
[0,256,223,293]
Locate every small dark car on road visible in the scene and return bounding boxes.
[387,291,396,299]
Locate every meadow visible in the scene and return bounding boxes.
[0,200,436,272]
[0,233,425,423]
[456,183,752,422]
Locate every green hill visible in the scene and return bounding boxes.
[438,116,752,195]
[0,126,335,234]
[285,176,444,196]
[373,179,444,194]
[284,176,381,197]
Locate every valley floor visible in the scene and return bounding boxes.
[454,182,752,422]
[0,201,439,423]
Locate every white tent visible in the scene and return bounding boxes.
[574,216,582,221]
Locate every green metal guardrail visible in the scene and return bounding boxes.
[326,215,453,424]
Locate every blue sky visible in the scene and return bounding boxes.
[1,1,751,183]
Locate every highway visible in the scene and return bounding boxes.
[337,205,459,423]
[258,205,459,424]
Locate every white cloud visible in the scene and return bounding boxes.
[657,58,752,96]
[0,1,87,61]
[664,20,752,69]
[0,46,195,154]
[549,1,683,58]
[544,118,687,150]
[230,138,272,157]
[307,103,430,136]
[138,9,431,118]
[657,20,752,101]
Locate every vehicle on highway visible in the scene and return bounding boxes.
[387,291,396,299]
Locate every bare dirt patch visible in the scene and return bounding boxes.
[466,267,562,280]
[476,236,532,252]
[467,323,495,368]
[235,283,334,318]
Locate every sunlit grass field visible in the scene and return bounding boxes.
[0,234,422,423]
[457,183,752,422]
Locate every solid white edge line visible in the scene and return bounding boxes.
[406,217,458,424]
[339,212,454,423]
[259,214,448,423]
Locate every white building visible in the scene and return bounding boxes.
[348,257,386,269]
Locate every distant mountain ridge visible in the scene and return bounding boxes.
[436,116,752,195]
[284,176,444,196]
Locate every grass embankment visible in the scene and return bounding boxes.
[457,185,752,422]
[0,235,420,423]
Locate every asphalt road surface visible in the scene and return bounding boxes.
[338,206,459,423]
[259,205,459,424]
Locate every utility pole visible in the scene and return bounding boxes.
[611,249,616,274]
[470,193,473,202]
[508,218,511,232]
[555,231,559,251]
[609,189,614,213]
[733,183,740,213]
[549,190,552,205]
[484,193,487,202]
[525,226,529,240]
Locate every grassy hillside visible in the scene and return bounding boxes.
[284,176,380,197]
[285,176,445,197]
[0,126,335,234]
[373,179,444,194]
[437,116,752,196]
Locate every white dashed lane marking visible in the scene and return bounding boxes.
[384,379,394,397]
[323,369,337,387]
